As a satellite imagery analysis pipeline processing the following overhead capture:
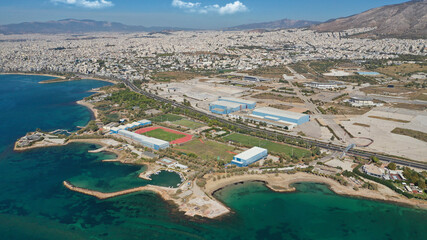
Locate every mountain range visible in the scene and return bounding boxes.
[0,19,192,34]
[0,1,425,38]
[311,0,427,38]
[224,19,320,31]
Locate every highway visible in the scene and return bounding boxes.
[122,79,427,170]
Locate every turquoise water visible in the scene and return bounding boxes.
[0,74,426,240]
[357,71,380,75]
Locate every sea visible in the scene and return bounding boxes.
[0,74,426,240]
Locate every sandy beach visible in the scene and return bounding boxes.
[204,173,427,210]
[76,100,99,119]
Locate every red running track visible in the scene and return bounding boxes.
[134,126,193,145]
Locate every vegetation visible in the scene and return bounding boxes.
[223,133,311,158]
[142,128,185,142]
[177,139,235,165]
[391,128,427,143]
[252,93,303,103]
[151,114,183,122]
[172,119,205,129]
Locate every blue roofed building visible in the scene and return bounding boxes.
[218,97,256,109]
[252,107,309,125]
[209,101,243,115]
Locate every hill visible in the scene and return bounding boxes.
[0,19,192,34]
[311,0,427,38]
[224,18,320,31]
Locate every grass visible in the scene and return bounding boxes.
[142,128,185,142]
[252,93,303,103]
[368,115,410,123]
[223,133,310,158]
[172,119,205,129]
[150,114,183,122]
[353,123,370,127]
[151,71,202,82]
[391,128,427,142]
[376,63,427,78]
[177,139,235,161]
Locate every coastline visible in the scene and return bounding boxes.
[77,100,99,119]
[0,72,117,84]
[204,173,427,211]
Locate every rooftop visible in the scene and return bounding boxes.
[234,147,267,160]
[210,100,242,108]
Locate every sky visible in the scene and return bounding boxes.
[0,0,409,29]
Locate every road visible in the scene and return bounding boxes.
[122,79,427,170]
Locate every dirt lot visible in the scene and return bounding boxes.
[240,65,292,79]
[361,86,427,100]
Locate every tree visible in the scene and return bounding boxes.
[387,162,397,170]
[417,179,426,190]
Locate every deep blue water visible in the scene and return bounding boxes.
[0,74,426,240]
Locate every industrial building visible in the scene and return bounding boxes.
[209,101,243,115]
[218,97,256,109]
[231,147,268,167]
[110,119,152,133]
[304,81,345,90]
[251,107,310,125]
[117,129,169,150]
[345,96,383,107]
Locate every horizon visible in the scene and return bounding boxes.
[0,0,409,29]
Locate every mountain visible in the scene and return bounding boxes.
[311,0,427,38]
[0,19,193,34]
[224,18,321,31]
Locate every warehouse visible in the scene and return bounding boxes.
[209,101,243,115]
[110,119,152,133]
[252,107,310,125]
[117,129,169,150]
[218,97,256,109]
[231,147,268,167]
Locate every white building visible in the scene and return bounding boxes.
[345,96,383,107]
[304,81,345,90]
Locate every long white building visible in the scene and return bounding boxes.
[118,130,169,150]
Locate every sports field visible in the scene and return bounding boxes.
[134,126,193,144]
[172,119,205,129]
[151,114,183,122]
[223,133,310,158]
[177,139,235,162]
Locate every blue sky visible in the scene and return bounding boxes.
[0,0,408,28]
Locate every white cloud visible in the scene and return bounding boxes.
[172,0,201,9]
[171,0,248,15]
[218,1,248,15]
[51,0,114,9]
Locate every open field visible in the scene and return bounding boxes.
[240,65,292,79]
[172,119,205,129]
[223,133,311,158]
[252,93,304,103]
[360,86,427,100]
[390,103,427,111]
[376,63,427,78]
[151,114,183,122]
[177,139,235,162]
[151,71,203,82]
[391,128,427,143]
[368,115,410,123]
[323,103,372,115]
[142,128,185,142]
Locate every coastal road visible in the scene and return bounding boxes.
[121,79,427,170]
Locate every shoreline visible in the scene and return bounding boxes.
[0,72,117,84]
[77,100,99,120]
[204,173,427,211]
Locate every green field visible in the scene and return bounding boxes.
[142,128,184,142]
[150,114,183,122]
[172,119,205,129]
[223,133,310,158]
[177,139,235,161]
